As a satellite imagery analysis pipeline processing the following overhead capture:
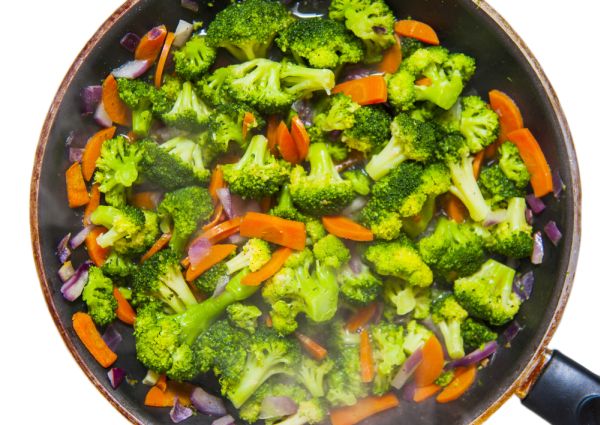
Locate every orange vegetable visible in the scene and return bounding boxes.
[155,32,175,88]
[436,365,477,403]
[144,381,194,407]
[259,196,272,213]
[276,121,300,164]
[208,165,225,203]
[240,212,306,250]
[267,116,280,154]
[113,287,136,325]
[332,75,388,106]
[265,314,273,327]
[140,233,172,263]
[322,216,374,242]
[65,162,90,208]
[414,335,445,387]
[489,89,524,144]
[242,247,293,286]
[290,116,310,161]
[83,184,101,225]
[415,77,432,86]
[443,194,467,224]
[507,128,553,197]
[202,204,225,231]
[86,227,110,267]
[378,35,402,74]
[330,394,400,425]
[196,216,242,245]
[413,383,442,403]
[135,25,168,63]
[102,74,131,126]
[242,111,257,140]
[185,244,238,282]
[130,192,159,210]
[81,127,116,181]
[296,332,328,361]
[72,312,117,368]
[472,150,485,179]
[346,303,378,333]
[395,20,440,45]
[359,329,375,383]
[156,374,167,392]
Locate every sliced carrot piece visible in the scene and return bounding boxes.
[144,381,194,407]
[436,365,477,403]
[102,74,131,126]
[489,89,524,144]
[507,128,553,197]
[395,20,440,45]
[277,121,300,164]
[267,116,280,155]
[86,227,110,267]
[84,184,101,225]
[242,111,257,140]
[378,35,402,74]
[130,191,159,210]
[240,212,306,250]
[156,374,167,392]
[140,233,172,263]
[443,194,468,224]
[290,116,310,161]
[72,312,117,368]
[346,303,378,333]
[202,204,225,231]
[81,127,116,181]
[66,162,90,208]
[472,150,485,179]
[330,394,400,425]
[360,329,375,383]
[155,32,175,88]
[242,247,293,286]
[113,287,136,325]
[413,384,442,403]
[322,216,374,242]
[208,165,225,203]
[296,332,328,361]
[185,244,238,282]
[414,335,445,387]
[332,75,388,106]
[135,25,168,63]
[195,216,242,245]
[415,77,432,86]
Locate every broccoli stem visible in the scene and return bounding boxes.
[505,197,528,230]
[365,140,407,181]
[303,263,339,322]
[438,321,464,360]
[132,105,153,136]
[96,228,126,248]
[156,284,188,314]
[448,156,491,222]
[234,134,269,170]
[308,143,344,182]
[226,252,250,274]
[229,355,285,408]
[162,267,198,310]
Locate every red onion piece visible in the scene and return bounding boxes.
[60,261,92,301]
[170,397,193,423]
[552,170,565,198]
[340,66,379,83]
[525,194,546,215]
[191,387,228,417]
[173,20,194,48]
[181,0,199,12]
[107,368,126,389]
[531,231,544,265]
[212,275,231,298]
[217,188,234,219]
[188,237,212,267]
[348,249,363,275]
[120,32,140,52]
[112,59,152,79]
[328,130,342,142]
[401,381,417,402]
[65,130,88,148]
[70,225,96,249]
[502,321,522,343]
[58,261,76,282]
[391,348,423,389]
[94,101,113,128]
[69,147,85,163]
[102,324,123,352]
[292,99,314,127]
[81,85,103,115]
[525,208,533,225]
[513,271,534,301]
[259,396,298,420]
[226,233,248,246]
[219,189,261,219]
[544,221,562,246]
[446,341,499,369]
[57,233,72,263]
[212,415,235,425]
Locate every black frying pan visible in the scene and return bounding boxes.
[30,0,600,423]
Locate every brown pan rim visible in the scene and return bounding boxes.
[29,1,581,424]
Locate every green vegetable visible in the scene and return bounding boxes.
[488,197,534,258]
[431,293,468,359]
[227,303,263,333]
[116,78,156,136]
[82,267,117,326]
[499,142,530,188]
[160,81,211,132]
[225,238,272,274]
[173,35,216,81]
[461,318,498,352]
[371,321,406,395]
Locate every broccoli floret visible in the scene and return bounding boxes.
[82,266,117,326]
[499,142,530,188]
[297,356,334,398]
[431,293,468,359]
[435,371,455,387]
[313,93,360,133]
[461,318,498,352]
[198,67,232,107]
[240,381,310,424]
[279,61,336,99]
[276,399,327,425]
[366,113,438,181]
[116,209,160,256]
[329,0,395,63]
[160,81,211,132]
[479,164,525,208]
[341,106,391,154]
[489,197,534,258]
[454,259,521,326]
[206,0,294,62]
[192,261,230,295]
[158,186,214,254]
[338,261,383,306]
[173,35,217,81]
[226,238,271,274]
[363,235,433,287]
[371,321,406,395]
[290,143,354,215]
[150,75,182,115]
[227,303,263,334]
[101,252,136,278]
[343,170,371,196]
[403,320,433,355]
[222,134,291,199]
[94,136,143,207]
[401,36,425,59]
[418,217,488,281]
[312,234,350,269]
[208,103,264,154]
[117,78,156,136]
[89,205,145,248]
[383,279,431,319]
[401,194,437,239]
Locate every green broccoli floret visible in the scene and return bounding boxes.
[276,399,327,425]
[435,370,455,387]
[431,293,468,359]
[222,134,291,199]
[82,266,117,326]
[277,17,364,69]
[499,142,530,188]
[160,81,211,131]
[116,78,156,136]
[94,136,143,207]
[401,194,437,239]
[366,113,438,181]
[479,164,525,208]
[371,321,406,395]
[329,0,395,63]
[313,93,360,133]
[341,106,391,154]
[279,61,336,99]
[403,320,433,355]
[454,259,521,326]
[192,261,230,295]
[116,209,160,256]
[401,36,425,59]
[418,217,488,281]
[158,186,214,254]
[297,356,334,398]
[101,252,136,278]
[312,234,350,269]
[489,197,534,258]
[150,75,182,115]
[461,318,498,352]
[290,143,354,215]
[240,381,310,424]
[89,205,145,248]
[363,235,433,287]
[198,67,232,107]
[383,279,431,319]
[206,0,294,62]
[343,170,371,196]
[338,260,383,306]
[226,238,272,274]
[208,103,264,154]
[227,303,263,334]
[173,35,216,81]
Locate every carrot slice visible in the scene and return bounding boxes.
[242,111,257,140]
[113,287,137,325]
[130,191,159,210]
[81,127,116,181]
[346,303,378,333]
[156,374,167,392]
[296,332,328,361]
[102,74,131,126]
[240,212,306,250]
[84,184,101,225]
[330,394,400,425]
[135,25,168,63]
[185,244,238,282]
[507,128,553,197]
[242,247,293,286]
[72,312,117,368]
[86,227,110,267]
[378,35,402,74]
[360,329,375,383]
[414,335,445,387]
[66,162,90,208]
[144,381,194,407]
[443,194,467,224]
[413,384,442,403]
[322,216,374,242]
[267,116,280,155]
[290,116,310,161]
[202,204,225,231]
[155,32,175,88]
[140,233,172,263]
[472,150,485,179]
[394,20,440,45]
[277,121,300,164]
[332,75,388,106]
[208,165,225,203]
[415,77,432,86]
[195,216,242,245]
[436,365,477,403]
[489,89,524,144]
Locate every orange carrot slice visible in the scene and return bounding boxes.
[140,233,172,263]
[240,212,306,250]
[113,287,136,325]
[332,75,388,106]
[267,116,280,155]
[130,192,159,210]
[322,216,374,242]
[330,394,400,425]
[489,89,524,143]
[507,128,553,197]
[436,365,477,403]
[395,20,440,45]
[443,194,468,224]
[414,384,442,403]
[72,312,117,368]
[66,162,90,208]
[185,244,238,282]
[196,216,242,245]
[155,32,175,88]
[81,127,116,181]
[135,25,168,63]
[102,74,131,126]
[290,116,310,161]
[84,184,101,225]
[86,226,110,267]
[242,247,293,286]
[296,332,328,361]
[346,303,378,333]
[242,112,257,140]
[378,35,402,74]
[472,150,485,179]
[277,121,300,164]
[414,335,445,387]
[360,329,375,383]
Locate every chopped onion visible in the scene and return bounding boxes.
[328,130,342,141]
[502,321,522,343]
[340,66,378,83]
[372,25,387,34]
[170,397,193,423]
[69,147,85,163]
[112,59,152,79]
[227,233,248,246]
[525,208,533,225]
[401,381,417,402]
[348,249,363,275]
[181,0,199,12]
[230,193,261,218]
[57,233,71,263]
[391,348,423,389]
[446,341,499,369]
[292,99,314,126]
[212,415,235,425]
[191,387,228,416]
[544,221,562,246]
[120,32,140,52]
[142,370,161,386]
[102,324,123,352]
[483,209,507,227]
[552,170,565,198]
[525,194,546,214]
[107,368,126,389]
[513,271,534,301]
[80,85,103,115]
[259,396,298,420]
[173,20,194,48]
[342,197,368,217]
[188,237,211,267]
[217,188,234,218]
[94,101,113,128]
[70,225,96,249]
[531,231,544,265]
[58,261,76,282]
[60,261,92,301]
[212,275,230,298]
[65,130,88,148]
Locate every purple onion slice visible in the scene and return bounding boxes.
[188,237,211,267]
[217,188,233,219]
[544,221,562,246]
[112,59,152,79]
[503,321,523,343]
[81,85,103,115]
[212,275,230,298]
[513,271,534,301]
[107,368,126,389]
[401,381,417,402]
[120,32,140,52]
[525,208,533,225]
[392,348,423,389]
[70,225,96,249]
[69,147,85,163]
[102,324,123,352]
[170,397,193,423]
[259,396,298,420]
[57,233,71,263]
[181,0,199,12]
[531,231,544,265]
[483,209,507,227]
[525,194,546,215]
[94,101,113,128]
[191,387,228,417]
[58,261,76,282]
[212,415,235,425]
[552,170,565,198]
[446,341,499,370]
[60,261,92,301]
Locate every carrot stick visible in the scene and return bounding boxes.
[332,75,388,106]
[507,128,553,197]
[489,89,524,144]
[144,381,194,407]
[378,35,402,74]
[394,20,440,45]
[81,127,116,181]
[102,74,131,126]
[296,332,328,361]
[330,394,400,425]
[196,216,242,245]
[140,233,172,263]
[242,247,293,286]
[72,312,117,368]
[155,32,175,88]
[322,216,374,242]
[290,116,310,161]
[185,244,238,282]
[472,150,485,179]
[156,374,167,392]
[436,365,477,403]
[66,162,90,208]
[135,25,168,63]
[346,303,378,333]
[242,111,257,140]
[240,212,306,250]
[277,121,300,164]
[208,165,225,203]
[130,192,159,210]
[84,184,101,225]
[413,383,442,403]
[443,194,467,223]
[414,335,445,387]
[265,314,273,328]
[113,287,136,325]
[267,116,280,155]
[86,227,110,267]
[415,77,432,87]
[202,204,225,231]
[359,329,375,383]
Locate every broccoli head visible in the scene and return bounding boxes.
[383,278,431,319]
[338,259,383,306]
[101,251,137,278]
[149,75,182,115]
[240,381,310,424]
[160,81,211,132]
[89,205,145,249]
[312,234,351,269]
[499,142,530,188]
[479,164,526,208]
[192,261,230,295]
[431,293,468,359]
[117,78,157,136]
[489,197,534,258]
[173,35,216,81]
[276,399,327,425]
[297,356,334,398]
[461,317,498,352]
[371,321,406,395]
[401,194,437,239]
[313,93,360,133]
[225,238,272,274]
[82,266,117,326]
[279,61,336,99]
[198,67,232,107]
[227,303,263,334]
[403,320,433,355]
[343,170,371,196]
[341,105,391,154]
[401,36,425,59]
[208,103,264,154]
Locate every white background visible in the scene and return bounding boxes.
[2,0,599,424]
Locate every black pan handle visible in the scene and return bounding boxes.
[521,350,600,424]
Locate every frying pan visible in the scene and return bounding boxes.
[29,0,600,423]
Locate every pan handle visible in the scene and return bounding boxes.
[521,350,600,424]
